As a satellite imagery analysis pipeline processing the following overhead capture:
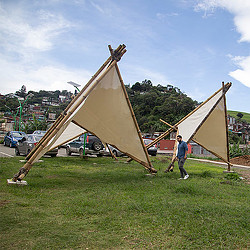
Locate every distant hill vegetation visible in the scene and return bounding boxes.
[126,80,198,134]
[227,110,250,124]
[2,82,248,134]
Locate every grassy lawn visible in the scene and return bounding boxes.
[0,156,249,249]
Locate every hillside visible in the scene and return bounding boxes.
[1,81,198,134]
[227,110,250,123]
[127,80,198,133]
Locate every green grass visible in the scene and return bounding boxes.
[228,110,250,123]
[0,156,249,249]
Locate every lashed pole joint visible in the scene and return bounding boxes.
[108,44,127,63]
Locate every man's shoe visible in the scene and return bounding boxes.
[184,174,189,180]
[179,178,184,180]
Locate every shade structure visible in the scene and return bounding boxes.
[173,82,231,165]
[143,82,232,172]
[192,98,228,162]
[12,45,156,182]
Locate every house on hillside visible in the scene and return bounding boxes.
[227,114,249,143]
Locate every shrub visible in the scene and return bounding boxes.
[225,172,240,181]
[229,142,243,158]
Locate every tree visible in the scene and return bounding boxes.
[16,85,27,98]
[22,114,47,133]
[237,112,243,119]
[131,82,142,92]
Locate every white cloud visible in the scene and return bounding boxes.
[195,0,250,42]
[195,0,250,88]
[0,57,92,94]
[90,1,105,14]
[229,56,250,88]
[0,2,82,94]
[0,4,74,55]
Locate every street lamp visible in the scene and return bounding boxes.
[11,93,34,131]
[67,81,81,93]
[67,81,88,155]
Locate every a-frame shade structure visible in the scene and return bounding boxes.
[175,82,231,164]
[145,82,232,170]
[12,45,156,182]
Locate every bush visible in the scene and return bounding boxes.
[229,142,243,158]
[225,172,241,181]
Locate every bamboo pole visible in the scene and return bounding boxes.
[165,129,179,172]
[115,63,157,173]
[106,143,118,161]
[12,45,127,181]
[222,82,231,171]
[160,119,176,130]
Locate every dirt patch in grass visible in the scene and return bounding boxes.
[231,155,250,166]
[0,200,10,207]
[238,169,250,185]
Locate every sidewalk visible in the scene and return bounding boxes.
[188,158,250,170]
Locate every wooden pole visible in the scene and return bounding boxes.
[165,129,179,172]
[222,82,231,171]
[160,119,176,130]
[106,143,118,161]
[12,45,127,181]
[115,63,157,173]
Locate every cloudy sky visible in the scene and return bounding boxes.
[0,0,249,112]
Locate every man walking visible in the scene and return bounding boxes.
[176,135,189,180]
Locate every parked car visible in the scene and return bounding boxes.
[33,130,46,136]
[66,133,106,156]
[107,139,157,158]
[107,145,125,157]
[15,134,58,157]
[4,131,27,148]
[143,138,158,156]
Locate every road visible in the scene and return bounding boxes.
[0,144,69,158]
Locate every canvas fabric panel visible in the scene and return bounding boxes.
[27,64,109,162]
[72,64,149,165]
[177,90,223,143]
[48,121,86,150]
[193,98,228,161]
[33,119,78,161]
[67,64,110,121]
